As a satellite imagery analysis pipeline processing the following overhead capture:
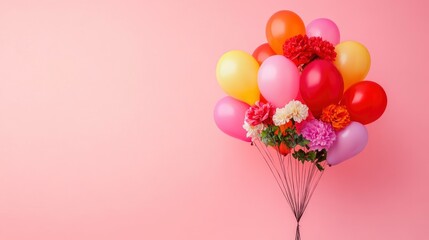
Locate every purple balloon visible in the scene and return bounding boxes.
[214,96,251,142]
[258,55,300,108]
[327,122,368,166]
[306,18,340,45]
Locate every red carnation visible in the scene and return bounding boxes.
[282,35,313,66]
[308,37,337,62]
[283,35,337,69]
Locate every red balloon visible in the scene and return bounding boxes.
[252,43,276,65]
[300,60,344,117]
[274,142,290,156]
[259,94,268,104]
[341,81,387,125]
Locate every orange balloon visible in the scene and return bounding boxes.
[252,43,276,65]
[266,10,306,54]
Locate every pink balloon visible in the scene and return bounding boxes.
[258,55,300,108]
[306,18,340,45]
[214,96,251,142]
[327,122,368,166]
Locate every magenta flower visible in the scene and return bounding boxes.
[301,119,336,150]
[245,101,275,126]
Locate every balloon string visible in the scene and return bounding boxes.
[279,149,297,216]
[254,141,289,204]
[295,222,301,240]
[253,141,326,239]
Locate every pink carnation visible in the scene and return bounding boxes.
[301,119,336,150]
[245,101,275,126]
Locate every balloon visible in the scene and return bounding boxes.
[327,122,368,166]
[300,59,344,117]
[295,90,305,103]
[306,18,340,45]
[216,50,260,105]
[258,55,300,108]
[259,94,268,104]
[274,142,290,156]
[266,10,306,54]
[214,96,251,142]
[334,41,371,90]
[252,43,277,65]
[341,81,387,125]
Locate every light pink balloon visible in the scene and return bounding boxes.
[258,55,300,108]
[214,96,251,142]
[306,18,340,45]
[327,122,368,166]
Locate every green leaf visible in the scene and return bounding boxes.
[302,139,310,146]
[307,151,317,161]
[292,152,298,159]
[316,163,325,171]
[294,149,307,161]
[316,149,327,162]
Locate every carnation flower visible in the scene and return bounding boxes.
[273,100,309,126]
[320,104,351,130]
[273,107,291,126]
[282,35,313,66]
[308,37,337,62]
[243,121,264,141]
[286,100,309,123]
[245,101,275,126]
[283,35,337,68]
[301,119,336,150]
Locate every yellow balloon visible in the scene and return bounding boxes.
[334,41,371,90]
[216,50,260,105]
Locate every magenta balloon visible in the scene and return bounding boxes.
[327,122,368,166]
[258,55,300,108]
[306,18,340,45]
[214,96,251,142]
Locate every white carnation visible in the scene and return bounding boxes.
[285,100,309,123]
[273,107,291,126]
[243,121,264,141]
[273,100,309,126]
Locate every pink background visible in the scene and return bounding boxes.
[0,0,427,239]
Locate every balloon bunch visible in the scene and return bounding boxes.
[214,10,387,239]
[214,10,387,166]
